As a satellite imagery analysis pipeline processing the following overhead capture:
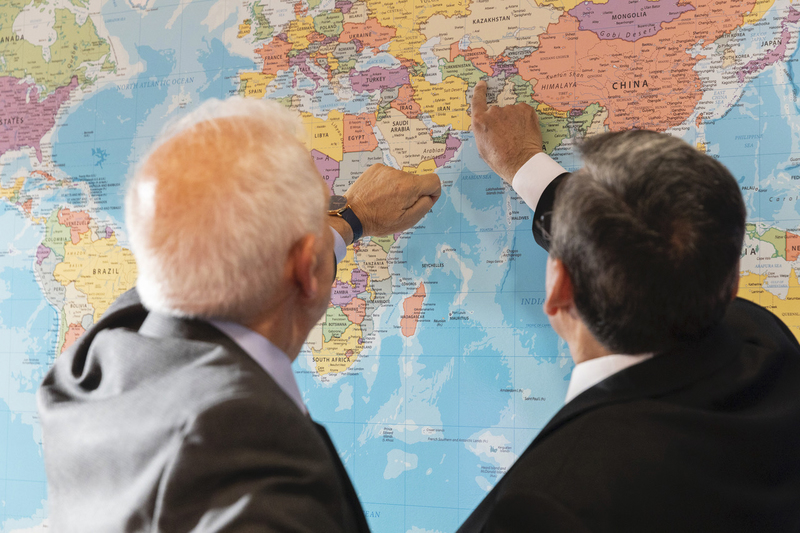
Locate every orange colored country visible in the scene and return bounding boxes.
[450,42,494,76]
[401,282,426,337]
[339,19,396,49]
[31,170,55,181]
[256,37,293,76]
[391,84,422,119]
[20,198,32,214]
[787,232,800,261]
[62,323,86,353]
[58,208,91,245]
[342,297,367,325]
[344,113,378,152]
[517,1,755,131]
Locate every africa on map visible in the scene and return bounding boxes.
[1,0,799,530]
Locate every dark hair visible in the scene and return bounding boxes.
[549,130,746,354]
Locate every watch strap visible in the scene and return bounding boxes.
[340,206,363,242]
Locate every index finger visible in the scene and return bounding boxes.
[472,80,489,117]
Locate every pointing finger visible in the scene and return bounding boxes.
[472,80,489,117]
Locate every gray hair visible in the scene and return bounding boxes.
[125,97,325,322]
[550,130,746,353]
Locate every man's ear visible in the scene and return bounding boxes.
[288,234,319,300]
[544,256,575,317]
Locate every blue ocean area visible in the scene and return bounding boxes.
[707,47,799,225]
[50,45,176,223]
[0,204,54,527]
[51,0,255,226]
[0,401,48,527]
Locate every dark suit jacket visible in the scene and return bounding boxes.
[458,175,800,532]
[37,289,369,533]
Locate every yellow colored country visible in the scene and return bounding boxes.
[0,176,26,201]
[537,103,569,119]
[240,72,275,99]
[411,75,471,130]
[366,0,468,61]
[403,159,438,175]
[302,111,344,161]
[739,270,800,341]
[238,21,251,38]
[53,232,138,320]
[312,322,364,375]
[286,16,316,49]
[743,0,776,25]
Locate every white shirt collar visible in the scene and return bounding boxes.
[208,319,307,414]
[565,353,654,404]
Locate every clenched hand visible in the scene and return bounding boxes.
[333,164,441,244]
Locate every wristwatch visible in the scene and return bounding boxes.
[328,195,363,242]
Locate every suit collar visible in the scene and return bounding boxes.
[529,320,739,448]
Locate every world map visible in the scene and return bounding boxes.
[0,0,798,530]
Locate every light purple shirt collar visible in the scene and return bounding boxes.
[208,319,307,414]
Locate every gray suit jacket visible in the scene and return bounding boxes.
[38,289,369,532]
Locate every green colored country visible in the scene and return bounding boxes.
[408,62,427,77]
[314,11,344,38]
[759,227,787,259]
[371,235,395,253]
[432,132,448,144]
[57,308,69,354]
[274,95,292,107]
[0,8,113,94]
[252,3,274,40]
[509,75,535,105]
[539,111,570,155]
[571,103,603,136]
[376,102,392,121]
[439,56,484,87]
[322,306,352,342]
[334,58,356,75]
[43,210,70,259]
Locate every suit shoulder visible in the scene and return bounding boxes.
[155,395,349,532]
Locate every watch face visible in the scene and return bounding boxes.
[328,194,348,213]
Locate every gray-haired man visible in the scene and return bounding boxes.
[459,81,800,532]
[37,98,440,532]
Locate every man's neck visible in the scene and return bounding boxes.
[245,300,315,362]
[567,325,613,365]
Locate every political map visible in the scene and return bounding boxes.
[1,0,798,530]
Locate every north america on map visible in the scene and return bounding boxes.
[1,0,799,530]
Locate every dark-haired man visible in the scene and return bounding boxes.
[458,81,800,532]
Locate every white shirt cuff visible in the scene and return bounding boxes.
[331,226,347,264]
[511,152,567,210]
